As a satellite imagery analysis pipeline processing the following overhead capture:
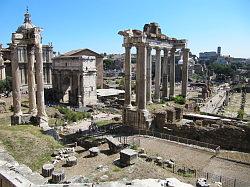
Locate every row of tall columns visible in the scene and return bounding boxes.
[11,43,47,123]
[124,45,189,109]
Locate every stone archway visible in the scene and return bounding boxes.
[61,76,71,103]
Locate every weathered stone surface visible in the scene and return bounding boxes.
[52,170,65,184]
[120,148,138,166]
[89,147,100,157]
[66,156,77,167]
[42,164,54,177]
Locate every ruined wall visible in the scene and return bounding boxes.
[163,120,250,152]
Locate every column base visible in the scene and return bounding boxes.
[123,107,152,130]
[153,98,161,103]
[146,100,153,105]
[11,115,22,125]
[37,116,49,127]
[11,114,37,125]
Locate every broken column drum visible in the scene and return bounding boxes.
[42,164,54,177]
[119,22,188,129]
[10,9,48,125]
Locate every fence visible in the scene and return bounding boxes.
[135,128,220,152]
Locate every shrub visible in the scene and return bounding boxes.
[57,106,90,122]
[174,95,186,105]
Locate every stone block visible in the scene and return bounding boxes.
[120,148,138,166]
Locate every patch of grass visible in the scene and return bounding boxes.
[0,119,62,171]
[57,106,91,122]
[96,120,116,127]
[130,143,139,150]
[48,118,65,127]
[112,166,121,172]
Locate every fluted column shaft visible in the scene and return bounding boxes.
[181,48,189,97]
[27,46,37,115]
[146,47,152,104]
[169,47,176,98]
[137,44,147,111]
[162,48,169,99]
[124,45,132,108]
[154,48,161,102]
[135,47,139,106]
[11,44,22,116]
[35,44,47,121]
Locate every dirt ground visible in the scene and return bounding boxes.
[54,143,195,185]
[131,136,250,182]
[53,136,250,185]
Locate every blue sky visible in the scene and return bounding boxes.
[1,0,250,58]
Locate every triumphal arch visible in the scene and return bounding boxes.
[119,22,189,129]
[10,9,47,125]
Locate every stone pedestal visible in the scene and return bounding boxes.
[11,115,22,125]
[66,156,77,167]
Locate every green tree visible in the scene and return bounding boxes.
[0,76,12,96]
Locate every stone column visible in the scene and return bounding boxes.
[35,44,47,124]
[77,73,82,107]
[162,48,169,99]
[154,47,161,103]
[124,44,132,108]
[11,44,22,117]
[181,48,189,97]
[146,47,152,104]
[48,68,52,84]
[169,47,176,98]
[27,46,37,116]
[135,47,140,106]
[137,44,147,111]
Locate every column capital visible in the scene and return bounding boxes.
[135,42,147,48]
[123,43,132,49]
[155,46,162,51]
[170,47,176,53]
[183,48,190,53]
[147,46,152,51]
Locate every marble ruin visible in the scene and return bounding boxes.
[0,46,6,80]
[52,50,98,107]
[10,9,47,125]
[119,22,189,129]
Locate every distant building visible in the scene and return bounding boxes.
[1,11,54,89]
[52,51,98,107]
[58,49,103,88]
